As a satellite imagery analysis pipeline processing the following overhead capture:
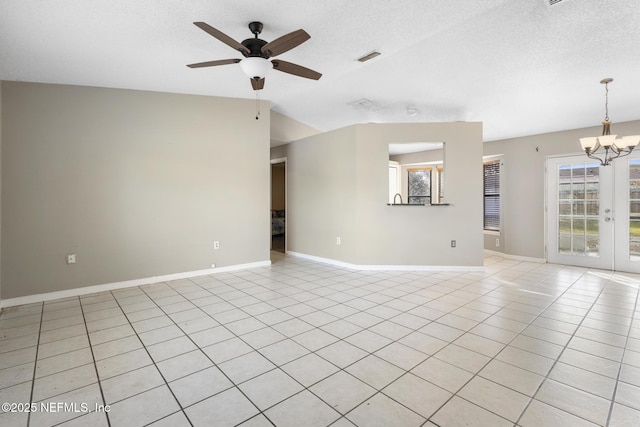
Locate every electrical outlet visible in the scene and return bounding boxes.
[496,238,500,247]
[67,254,76,264]
[211,263,216,269]
[451,240,456,248]
[214,241,220,250]
[337,237,341,245]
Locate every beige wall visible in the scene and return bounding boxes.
[285,126,359,263]
[1,81,271,299]
[283,122,484,267]
[353,123,483,266]
[270,111,320,147]
[483,119,640,259]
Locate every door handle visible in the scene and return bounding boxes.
[604,216,613,222]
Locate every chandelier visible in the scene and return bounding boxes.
[579,78,640,166]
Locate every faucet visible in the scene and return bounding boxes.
[393,193,403,204]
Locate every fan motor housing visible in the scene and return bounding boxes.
[242,38,268,57]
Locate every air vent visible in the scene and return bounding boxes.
[357,51,381,62]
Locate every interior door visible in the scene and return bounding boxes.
[547,156,614,270]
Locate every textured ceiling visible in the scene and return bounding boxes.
[1,0,639,142]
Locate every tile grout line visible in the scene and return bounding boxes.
[109,288,197,427]
[605,278,640,427]
[116,262,636,426]
[183,272,370,425]
[5,256,637,427]
[223,258,570,425]
[135,277,331,426]
[78,296,112,427]
[414,263,591,425]
[213,260,530,424]
[513,271,614,426]
[182,267,445,424]
[25,302,44,427]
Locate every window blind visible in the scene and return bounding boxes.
[484,161,500,230]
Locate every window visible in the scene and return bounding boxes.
[408,168,431,204]
[484,160,500,231]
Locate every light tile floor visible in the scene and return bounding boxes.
[1,253,640,426]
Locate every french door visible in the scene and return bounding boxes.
[547,154,640,273]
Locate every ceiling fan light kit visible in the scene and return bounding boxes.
[580,78,640,166]
[239,57,272,80]
[187,21,321,91]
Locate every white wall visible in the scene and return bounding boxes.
[484,119,640,259]
[1,81,271,299]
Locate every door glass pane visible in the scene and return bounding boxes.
[587,237,599,255]
[559,183,571,199]
[629,160,640,259]
[572,183,585,200]
[557,163,600,257]
[585,201,599,215]
[559,235,571,253]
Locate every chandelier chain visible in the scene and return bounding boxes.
[604,81,609,121]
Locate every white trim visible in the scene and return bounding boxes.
[270,157,287,164]
[0,260,271,308]
[484,249,546,263]
[482,153,504,161]
[288,251,484,272]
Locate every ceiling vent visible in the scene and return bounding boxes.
[357,51,381,62]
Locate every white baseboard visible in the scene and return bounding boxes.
[484,249,546,263]
[0,260,271,309]
[287,251,484,272]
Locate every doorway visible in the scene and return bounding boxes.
[271,159,286,253]
[546,153,640,272]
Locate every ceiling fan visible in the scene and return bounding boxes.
[187,21,322,91]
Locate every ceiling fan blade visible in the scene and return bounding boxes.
[193,22,250,55]
[251,78,265,91]
[272,60,322,80]
[261,29,310,57]
[187,59,241,68]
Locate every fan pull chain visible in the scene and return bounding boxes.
[255,90,260,120]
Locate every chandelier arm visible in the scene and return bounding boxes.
[614,148,634,160]
[584,150,606,166]
[604,146,614,166]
